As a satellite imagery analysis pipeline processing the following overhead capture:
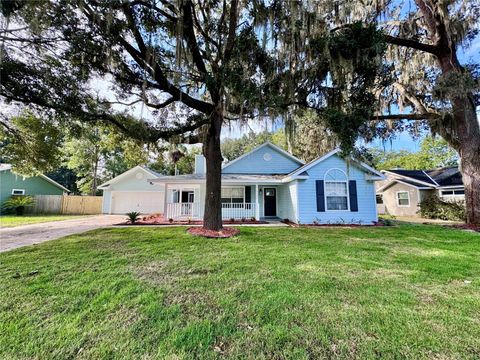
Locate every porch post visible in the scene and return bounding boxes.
[164,183,169,219]
[255,184,260,220]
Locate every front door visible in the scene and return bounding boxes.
[264,188,277,217]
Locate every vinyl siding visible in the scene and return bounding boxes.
[222,144,301,174]
[297,155,377,224]
[0,170,65,205]
[101,169,164,213]
[277,182,298,222]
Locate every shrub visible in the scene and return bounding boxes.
[126,211,141,224]
[2,195,35,215]
[419,193,465,221]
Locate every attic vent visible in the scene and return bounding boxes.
[263,153,272,161]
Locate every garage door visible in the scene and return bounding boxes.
[110,191,164,214]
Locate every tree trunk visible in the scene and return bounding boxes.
[202,109,223,231]
[460,148,480,225]
[435,55,480,225]
[413,0,480,225]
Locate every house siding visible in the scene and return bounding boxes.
[297,155,377,224]
[381,182,425,217]
[222,144,301,174]
[0,170,65,205]
[101,169,164,214]
[277,182,298,222]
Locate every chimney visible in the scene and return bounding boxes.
[194,154,206,174]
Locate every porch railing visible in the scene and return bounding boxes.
[166,202,257,220]
[166,202,202,219]
[221,203,256,220]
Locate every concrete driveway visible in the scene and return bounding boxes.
[0,215,125,253]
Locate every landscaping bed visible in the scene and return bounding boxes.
[118,214,267,226]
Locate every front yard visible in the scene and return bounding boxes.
[0,215,88,228]
[1,225,479,359]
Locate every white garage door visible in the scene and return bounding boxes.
[110,191,164,214]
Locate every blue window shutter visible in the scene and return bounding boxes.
[245,186,251,203]
[349,180,358,212]
[316,180,325,212]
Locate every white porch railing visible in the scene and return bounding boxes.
[221,203,256,220]
[166,202,202,219]
[166,202,257,220]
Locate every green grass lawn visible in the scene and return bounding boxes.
[0,215,88,228]
[1,225,479,359]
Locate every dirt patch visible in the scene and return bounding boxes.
[187,227,240,238]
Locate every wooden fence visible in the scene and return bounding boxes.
[29,195,102,215]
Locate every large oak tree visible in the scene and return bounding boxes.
[0,0,288,230]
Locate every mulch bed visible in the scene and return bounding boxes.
[281,219,386,227]
[117,215,267,226]
[187,227,240,238]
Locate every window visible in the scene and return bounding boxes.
[376,194,383,204]
[221,187,244,203]
[397,191,410,206]
[325,182,348,210]
[440,189,465,202]
[171,189,180,203]
[12,189,25,195]
[324,169,349,211]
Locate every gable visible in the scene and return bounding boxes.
[98,166,164,191]
[303,154,368,181]
[222,143,303,175]
[0,170,66,203]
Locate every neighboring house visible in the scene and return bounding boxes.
[117,142,384,224]
[0,164,69,205]
[98,166,165,214]
[376,167,464,217]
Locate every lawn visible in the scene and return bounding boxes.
[1,225,479,359]
[0,215,88,228]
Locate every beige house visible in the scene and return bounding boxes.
[376,168,464,217]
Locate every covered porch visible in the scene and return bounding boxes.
[163,182,285,221]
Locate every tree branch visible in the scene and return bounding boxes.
[370,113,439,121]
[384,34,439,55]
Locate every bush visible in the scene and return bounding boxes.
[418,194,465,221]
[2,195,35,215]
[126,211,141,224]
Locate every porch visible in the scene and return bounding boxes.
[163,183,285,221]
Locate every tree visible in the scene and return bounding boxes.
[149,145,201,176]
[309,1,479,223]
[0,1,289,231]
[0,111,63,175]
[380,1,480,224]
[64,125,149,195]
[372,137,459,170]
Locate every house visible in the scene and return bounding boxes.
[98,166,165,214]
[376,167,464,217]
[111,142,384,224]
[0,164,69,205]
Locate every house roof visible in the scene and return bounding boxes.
[98,165,163,189]
[0,164,70,192]
[150,173,287,184]
[383,167,463,189]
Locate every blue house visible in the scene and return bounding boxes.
[149,142,385,224]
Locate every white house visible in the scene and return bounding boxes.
[98,166,165,214]
[101,142,385,224]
